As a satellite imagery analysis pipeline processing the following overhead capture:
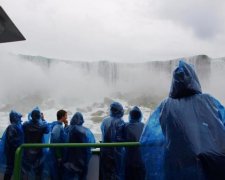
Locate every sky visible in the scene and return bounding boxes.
[1,0,225,62]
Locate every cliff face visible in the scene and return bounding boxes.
[18,54,213,85]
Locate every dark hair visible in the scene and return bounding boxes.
[31,110,41,121]
[130,109,141,120]
[57,110,67,120]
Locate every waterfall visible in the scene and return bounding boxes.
[0,53,224,113]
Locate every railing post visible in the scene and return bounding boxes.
[13,145,23,180]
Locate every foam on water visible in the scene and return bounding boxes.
[0,99,152,141]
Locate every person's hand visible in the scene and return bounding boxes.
[64,119,68,127]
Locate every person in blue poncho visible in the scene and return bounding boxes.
[140,60,225,180]
[63,112,95,180]
[3,111,23,180]
[22,107,49,179]
[100,102,125,180]
[49,109,68,180]
[124,106,145,180]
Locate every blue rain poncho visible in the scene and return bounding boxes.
[124,106,145,180]
[63,112,95,180]
[22,107,49,179]
[48,120,67,180]
[0,132,6,173]
[0,111,23,179]
[140,60,225,180]
[100,102,125,180]
[50,121,67,144]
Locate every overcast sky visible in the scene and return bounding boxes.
[1,0,225,62]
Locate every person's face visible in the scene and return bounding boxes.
[62,113,68,123]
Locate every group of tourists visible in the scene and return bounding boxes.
[0,103,145,180]
[1,60,225,180]
[0,108,94,180]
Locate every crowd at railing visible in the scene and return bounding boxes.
[0,102,145,180]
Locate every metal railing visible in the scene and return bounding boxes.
[13,142,140,180]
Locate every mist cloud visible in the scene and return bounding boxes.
[0,54,172,112]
